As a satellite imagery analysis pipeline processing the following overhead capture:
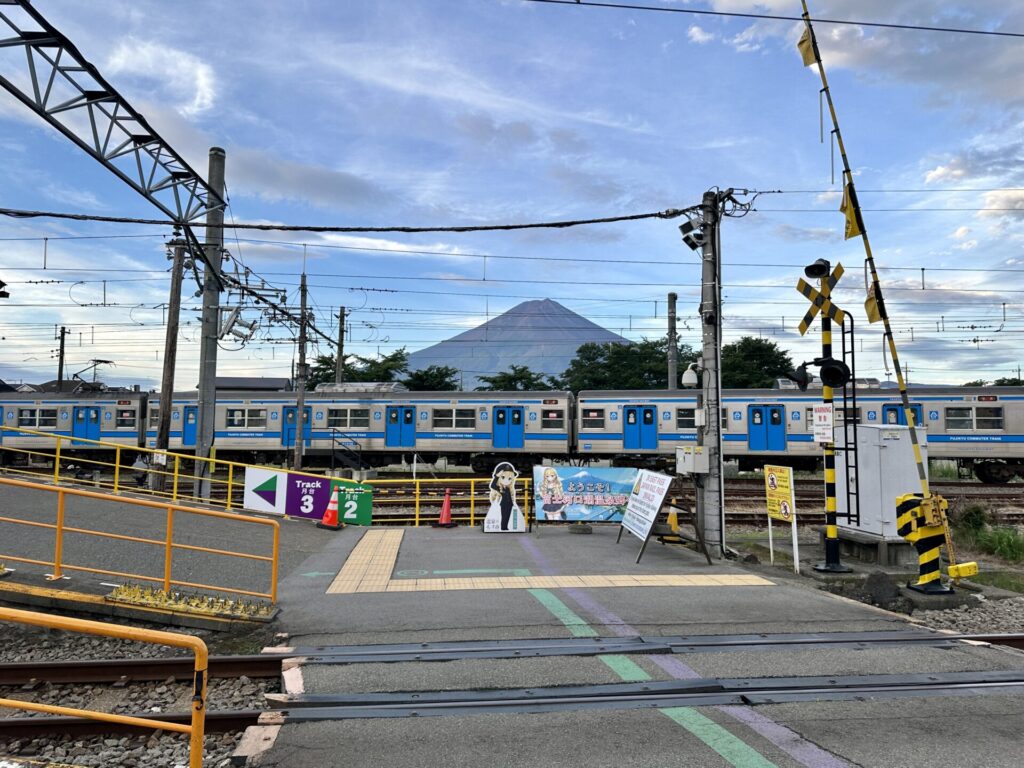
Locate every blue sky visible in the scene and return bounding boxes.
[2,0,1024,388]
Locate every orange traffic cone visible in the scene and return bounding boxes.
[317,486,345,531]
[432,488,457,528]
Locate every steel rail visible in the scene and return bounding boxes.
[0,654,285,687]
[0,709,262,738]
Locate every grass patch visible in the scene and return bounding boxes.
[975,527,1024,562]
[929,459,961,480]
[966,570,1024,594]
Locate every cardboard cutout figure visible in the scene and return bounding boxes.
[484,462,525,533]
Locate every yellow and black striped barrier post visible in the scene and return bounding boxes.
[896,493,977,593]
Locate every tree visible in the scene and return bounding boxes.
[403,365,460,391]
[720,337,794,389]
[557,337,698,391]
[476,365,553,391]
[306,349,409,390]
[994,377,1024,386]
[962,379,989,387]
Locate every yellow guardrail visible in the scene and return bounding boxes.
[0,605,208,768]
[0,476,279,602]
[0,424,349,510]
[365,477,533,527]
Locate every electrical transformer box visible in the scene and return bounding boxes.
[837,425,928,539]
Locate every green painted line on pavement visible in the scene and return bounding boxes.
[526,588,598,637]
[526,587,778,768]
[661,708,779,768]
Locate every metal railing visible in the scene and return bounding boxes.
[0,605,208,768]
[0,476,279,602]
[365,477,533,527]
[0,424,343,510]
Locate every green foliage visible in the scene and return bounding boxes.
[720,337,794,389]
[994,377,1024,386]
[557,337,698,391]
[962,379,989,387]
[952,503,991,532]
[403,365,460,391]
[306,349,409,390]
[476,364,553,391]
[975,527,1024,562]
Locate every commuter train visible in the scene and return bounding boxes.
[1,385,1022,482]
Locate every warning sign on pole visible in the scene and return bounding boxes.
[812,403,834,444]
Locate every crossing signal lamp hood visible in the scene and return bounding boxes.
[679,220,704,251]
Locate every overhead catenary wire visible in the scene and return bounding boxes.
[517,0,1024,39]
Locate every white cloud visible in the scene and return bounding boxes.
[953,239,978,251]
[980,190,1024,218]
[687,26,716,45]
[925,163,968,184]
[106,39,216,118]
[951,225,971,239]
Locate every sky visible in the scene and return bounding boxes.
[3,0,1024,389]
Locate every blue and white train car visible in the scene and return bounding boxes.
[0,391,146,451]
[575,390,701,459]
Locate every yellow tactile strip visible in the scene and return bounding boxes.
[326,529,775,594]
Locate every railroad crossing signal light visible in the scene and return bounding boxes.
[679,220,704,251]
[816,356,851,388]
[787,364,811,391]
[803,258,831,279]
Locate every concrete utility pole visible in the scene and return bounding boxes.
[334,306,346,384]
[155,234,186,491]
[698,190,725,557]
[667,292,678,390]
[293,272,309,471]
[195,147,226,498]
[55,326,67,391]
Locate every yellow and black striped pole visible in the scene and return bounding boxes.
[896,493,951,593]
[815,265,849,573]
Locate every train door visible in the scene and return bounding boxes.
[181,406,198,448]
[882,403,923,426]
[282,406,312,447]
[623,405,658,450]
[492,407,524,449]
[71,406,100,443]
[748,405,786,451]
[385,406,416,448]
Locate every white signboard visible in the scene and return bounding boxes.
[243,467,288,516]
[813,403,834,444]
[620,470,673,542]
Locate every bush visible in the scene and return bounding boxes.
[951,503,991,532]
[975,527,1024,562]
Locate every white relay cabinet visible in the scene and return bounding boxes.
[837,425,928,539]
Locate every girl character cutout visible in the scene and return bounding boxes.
[485,462,522,532]
[538,466,567,521]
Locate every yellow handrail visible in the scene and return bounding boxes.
[0,605,208,768]
[0,476,279,602]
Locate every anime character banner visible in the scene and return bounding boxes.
[483,462,527,533]
[533,466,639,523]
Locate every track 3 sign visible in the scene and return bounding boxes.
[243,467,370,523]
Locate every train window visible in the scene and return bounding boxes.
[328,408,347,428]
[17,408,36,427]
[226,408,267,428]
[38,409,57,428]
[721,408,728,429]
[115,409,137,428]
[350,409,370,428]
[676,409,696,429]
[389,410,399,424]
[976,407,1004,430]
[404,410,414,424]
[769,410,782,426]
[836,407,861,424]
[582,408,605,429]
[433,408,476,430]
[642,409,655,425]
[329,408,371,429]
[495,410,506,425]
[626,411,637,425]
[149,408,160,429]
[542,409,564,429]
[752,411,763,425]
[945,407,973,430]
[805,408,814,428]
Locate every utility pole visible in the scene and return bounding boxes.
[698,190,725,557]
[293,272,308,471]
[667,292,678,390]
[195,147,226,499]
[155,233,186,492]
[334,306,346,384]
[56,326,67,392]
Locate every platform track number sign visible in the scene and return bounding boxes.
[329,479,373,526]
[764,465,799,574]
[243,467,370,523]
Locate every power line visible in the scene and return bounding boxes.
[0,205,690,234]
[518,0,1024,39]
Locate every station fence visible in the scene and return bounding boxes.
[0,605,208,768]
[0,475,279,602]
[365,476,534,527]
